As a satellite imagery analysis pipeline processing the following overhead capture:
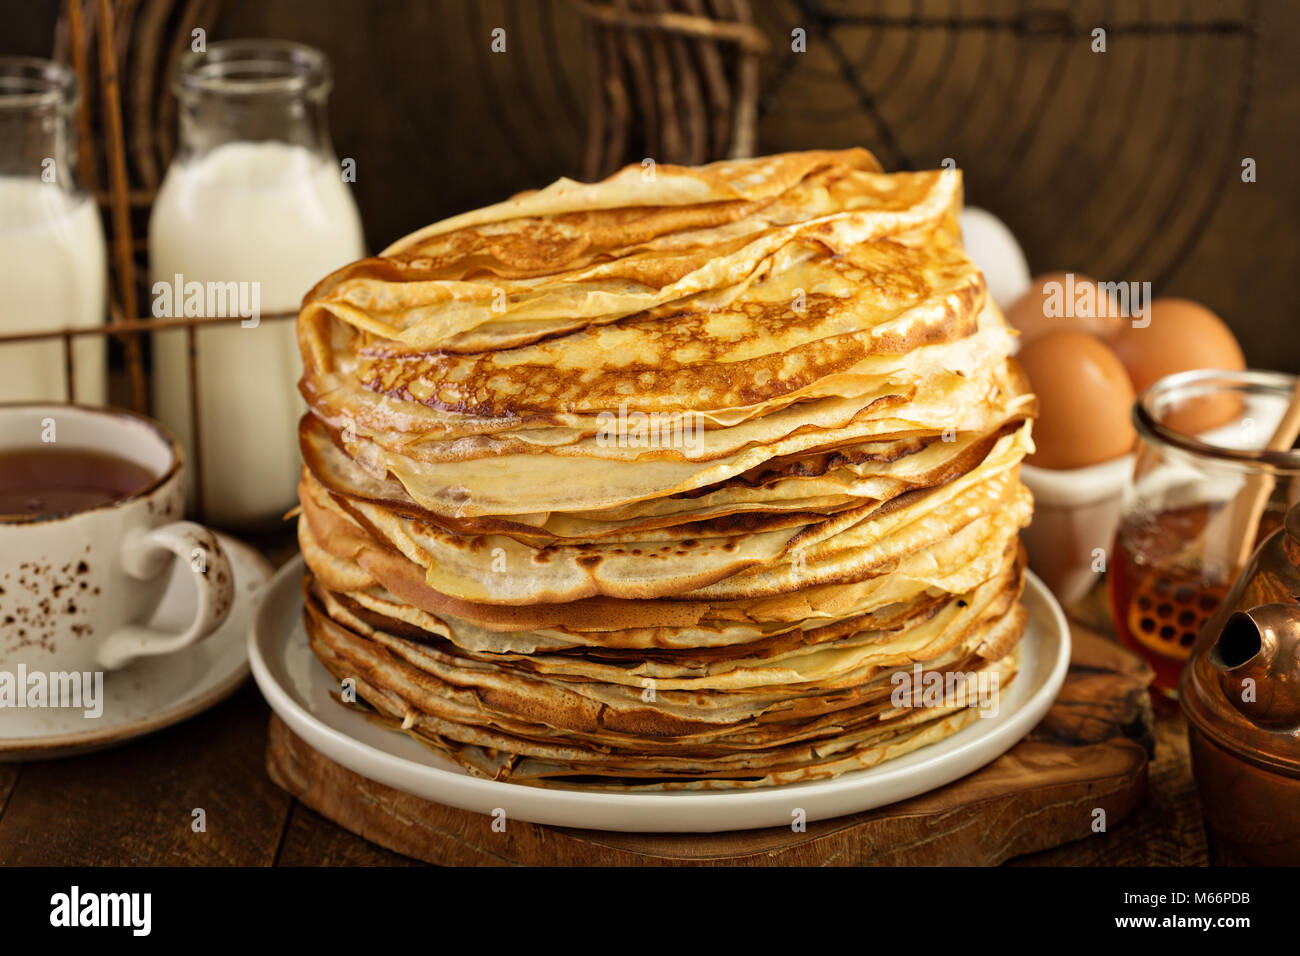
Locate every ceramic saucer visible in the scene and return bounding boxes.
[0,534,272,760]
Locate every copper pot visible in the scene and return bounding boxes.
[1181,502,1300,864]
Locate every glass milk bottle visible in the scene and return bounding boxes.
[0,57,107,404]
[150,40,363,527]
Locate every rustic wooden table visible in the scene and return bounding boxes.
[0,547,1213,867]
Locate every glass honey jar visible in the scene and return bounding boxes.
[1109,369,1300,697]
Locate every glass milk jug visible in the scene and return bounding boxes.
[149,40,364,527]
[0,57,107,404]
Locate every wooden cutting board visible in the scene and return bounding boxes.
[265,625,1154,865]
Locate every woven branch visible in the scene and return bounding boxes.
[573,0,764,178]
[571,0,767,50]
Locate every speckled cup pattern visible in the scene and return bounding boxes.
[0,404,235,673]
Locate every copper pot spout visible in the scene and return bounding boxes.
[1210,605,1300,730]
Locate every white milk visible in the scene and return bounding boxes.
[0,176,107,404]
[149,140,364,526]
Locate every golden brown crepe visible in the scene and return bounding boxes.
[294,148,1037,790]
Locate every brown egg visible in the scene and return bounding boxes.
[1005,272,1125,345]
[1108,298,1245,434]
[1018,330,1137,469]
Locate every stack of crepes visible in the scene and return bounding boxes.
[294,148,1038,790]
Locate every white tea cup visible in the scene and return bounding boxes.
[0,403,234,673]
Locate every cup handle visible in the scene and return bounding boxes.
[96,522,236,670]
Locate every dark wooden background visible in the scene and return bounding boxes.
[4,0,1297,369]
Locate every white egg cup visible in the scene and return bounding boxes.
[1020,454,1135,607]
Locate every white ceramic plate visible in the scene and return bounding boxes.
[249,557,1071,833]
[0,534,272,760]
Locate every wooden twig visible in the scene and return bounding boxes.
[130,0,171,190]
[571,0,768,51]
[600,26,632,177]
[671,36,707,164]
[656,0,708,164]
[682,0,732,157]
[720,0,758,158]
[66,0,99,196]
[639,0,682,162]
[614,0,660,161]
[96,0,149,412]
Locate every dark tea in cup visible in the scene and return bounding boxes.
[0,446,156,517]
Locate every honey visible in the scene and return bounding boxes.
[1109,502,1281,697]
